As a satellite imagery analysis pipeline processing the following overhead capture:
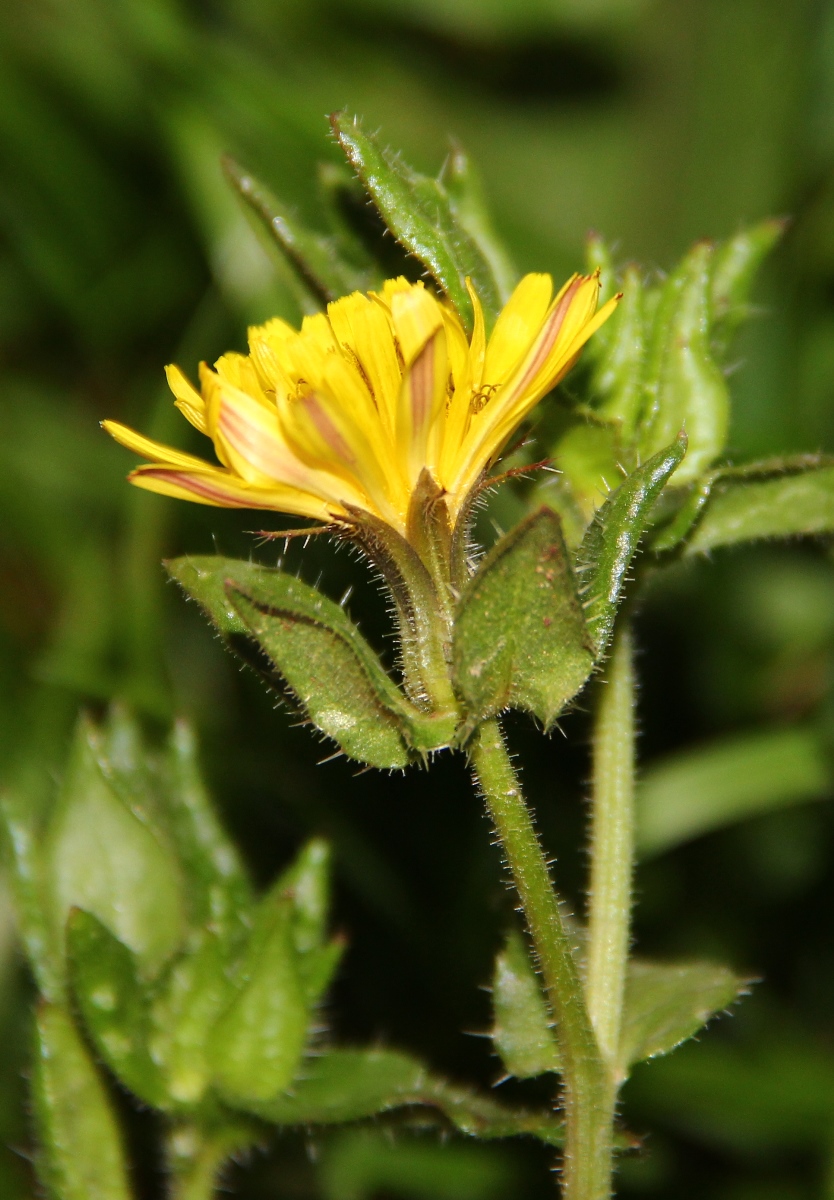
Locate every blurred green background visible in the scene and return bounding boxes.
[2,0,834,1196]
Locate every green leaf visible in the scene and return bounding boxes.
[638,242,728,485]
[150,930,235,1108]
[275,838,331,955]
[32,1002,132,1200]
[577,435,687,657]
[163,720,252,938]
[453,509,594,730]
[710,218,786,356]
[636,726,832,858]
[245,1048,565,1146]
[588,264,645,440]
[0,791,63,1000]
[273,839,344,1005]
[492,929,560,1078]
[682,464,834,555]
[440,141,517,303]
[223,155,369,309]
[209,898,308,1105]
[43,715,186,977]
[166,556,412,769]
[331,113,502,332]
[619,958,750,1070]
[66,909,166,1109]
[251,1047,426,1124]
[646,475,714,553]
[490,930,748,1077]
[229,583,412,769]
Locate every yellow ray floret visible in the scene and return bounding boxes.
[103,272,618,537]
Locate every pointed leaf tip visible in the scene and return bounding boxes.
[492,929,561,1078]
[620,958,750,1071]
[330,112,503,333]
[223,154,368,308]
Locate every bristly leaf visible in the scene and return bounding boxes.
[43,714,187,978]
[149,930,235,1109]
[163,720,252,939]
[577,223,783,510]
[223,156,370,309]
[208,898,309,1105]
[0,791,63,1001]
[237,1047,566,1146]
[270,839,344,1006]
[32,1003,132,1200]
[619,959,751,1071]
[229,583,413,769]
[681,461,834,555]
[166,556,412,769]
[331,113,503,333]
[492,929,560,1078]
[66,909,167,1109]
[577,435,687,657]
[491,931,748,1081]
[638,243,728,485]
[710,218,786,356]
[453,509,595,731]
[587,264,645,441]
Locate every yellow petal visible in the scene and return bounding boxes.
[327,291,401,439]
[206,373,324,495]
[280,381,403,526]
[214,351,272,407]
[482,273,553,386]
[102,420,214,472]
[438,281,487,482]
[396,326,448,487]
[376,276,417,308]
[553,292,620,368]
[450,274,616,500]
[248,322,296,403]
[165,365,207,434]
[129,464,331,520]
[391,286,444,365]
[466,278,486,393]
[437,306,474,481]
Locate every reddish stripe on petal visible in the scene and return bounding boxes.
[409,339,435,433]
[513,276,584,398]
[219,404,305,486]
[301,394,355,463]
[136,469,259,507]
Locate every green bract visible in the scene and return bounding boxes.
[453,509,594,731]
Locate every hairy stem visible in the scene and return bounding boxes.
[166,1123,248,1200]
[586,623,636,1070]
[471,719,612,1200]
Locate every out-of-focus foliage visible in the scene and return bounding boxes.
[2,0,834,1197]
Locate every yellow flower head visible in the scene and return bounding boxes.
[104,272,616,539]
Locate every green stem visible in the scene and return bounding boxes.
[586,623,636,1071]
[166,1122,249,1200]
[471,719,611,1200]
